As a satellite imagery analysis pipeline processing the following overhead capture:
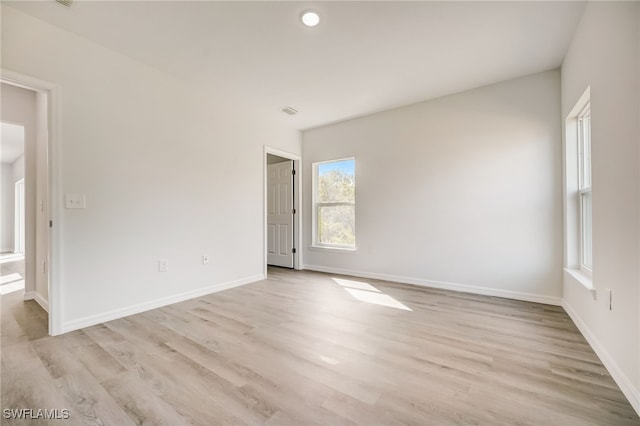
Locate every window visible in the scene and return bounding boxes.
[577,103,592,272]
[312,158,355,249]
[564,86,592,288]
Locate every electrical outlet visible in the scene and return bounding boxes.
[158,259,169,272]
[202,255,210,265]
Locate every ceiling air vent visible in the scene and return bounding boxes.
[281,106,298,116]
[56,0,73,7]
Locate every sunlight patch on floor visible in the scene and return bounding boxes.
[1,273,23,285]
[0,272,25,295]
[332,277,412,311]
[0,253,24,264]
[343,287,413,311]
[332,277,380,292]
[0,281,24,295]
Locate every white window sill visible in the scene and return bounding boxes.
[564,268,595,293]
[309,245,358,254]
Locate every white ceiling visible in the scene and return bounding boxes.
[1,122,25,164]
[6,1,585,130]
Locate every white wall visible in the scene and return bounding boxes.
[1,83,36,294]
[0,163,14,251]
[561,1,640,413]
[303,70,563,305]
[1,6,300,331]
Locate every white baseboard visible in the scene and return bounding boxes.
[302,264,562,306]
[24,291,49,312]
[562,300,640,416]
[61,274,265,334]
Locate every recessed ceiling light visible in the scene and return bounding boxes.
[301,10,320,27]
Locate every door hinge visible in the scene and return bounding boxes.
[292,169,296,176]
[292,208,296,214]
[49,220,53,228]
[292,248,297,254]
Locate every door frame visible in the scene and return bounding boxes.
[263,146,301,275]
[14,178,25,254]
[2,69,63,336]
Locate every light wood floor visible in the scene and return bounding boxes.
[2,267,639,425]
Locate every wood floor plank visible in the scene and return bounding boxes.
[101,372,195,426]
[53,368,136,426]
[2,267,639,425]
[66,340,128,384]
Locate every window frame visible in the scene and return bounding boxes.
[577,102,592,274]
[312,157,356,250]
[563,86,592,290]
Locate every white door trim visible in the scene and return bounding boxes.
[14,178,25,254]
[263,146,302,276]
[1,69,63,336]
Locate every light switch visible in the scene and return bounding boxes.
[65,194,86,209]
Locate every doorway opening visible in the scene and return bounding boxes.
[1,122,25,295]
[1,70,61,335]
[264,147,301,275]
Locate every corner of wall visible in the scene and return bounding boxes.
[563,297,640,414]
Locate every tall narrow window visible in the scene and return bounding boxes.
[577,103,592,272]
[313,158,355,248]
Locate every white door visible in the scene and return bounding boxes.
[267,161,294,268]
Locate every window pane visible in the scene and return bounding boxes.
[317,160,355,203]
[581,191,592,270]
[318,205,355,246]
[579,107,591,189]
[583,114,591,188]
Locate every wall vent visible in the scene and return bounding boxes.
[281,106,298,116]
[56,0,73,7]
